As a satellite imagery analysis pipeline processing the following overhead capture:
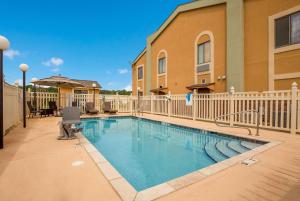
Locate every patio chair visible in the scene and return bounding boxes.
[103,102,118,114]
[72,101,78,107]
[57,107,82,140]
[85,102,99,115]
[48,101,57,116]
[27,101,44,118]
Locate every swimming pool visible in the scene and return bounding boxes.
[81,116,265,191]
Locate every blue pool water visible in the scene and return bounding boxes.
[81,116,264,191]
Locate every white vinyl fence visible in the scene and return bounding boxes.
[28,82,300,134]
[4,82,22,133]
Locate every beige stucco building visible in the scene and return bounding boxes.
[132,0,300,95]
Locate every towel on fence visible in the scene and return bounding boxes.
[185,93,193,106]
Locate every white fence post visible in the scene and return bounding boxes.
[290,82,298,134]
[130,93,133,115]
[151,93,154,114]
[168,91,171,117]
[229,86,235,126]
[116,92,120,111]
[193,89,197,120]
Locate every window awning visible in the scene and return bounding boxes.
[150,87,168,94]
[186,83,215,91]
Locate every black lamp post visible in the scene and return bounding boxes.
[19,64,29,128]
[31,78,38,110]
[0,35,9,149]
[92,83,96,107]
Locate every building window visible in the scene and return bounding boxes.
[158,57,166,74]
[275,11,300,48]
[197,41,211,65]
[138,66,143,80]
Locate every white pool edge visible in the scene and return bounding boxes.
[78,117,281,201]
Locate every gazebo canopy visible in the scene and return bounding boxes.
[32,76,84,88]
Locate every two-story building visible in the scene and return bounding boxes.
[132,0,300,95]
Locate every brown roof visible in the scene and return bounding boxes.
[71,79,101,89]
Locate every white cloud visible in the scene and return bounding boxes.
[51,67,60,72]
[4,49,21,60]
[42,57,64,67]
[118,68,128,74]
[124,84,132,91]
[107,82,114,86]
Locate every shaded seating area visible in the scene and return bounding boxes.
[85,102,99,115]
[27,101,55,118]
[103,102,117,114]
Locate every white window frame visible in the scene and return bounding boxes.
[136,64,144,94]
[157,49,168,88]
[194,31,214,84]
[268,5,300,90]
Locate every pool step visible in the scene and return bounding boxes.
[241,141,261,150]
[204,141,228,162]
[228,141,250,154]
[216,141,239,158]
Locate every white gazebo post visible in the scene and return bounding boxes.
[290,82,298,134]
[229,86,235,126]
[92,83,97,108]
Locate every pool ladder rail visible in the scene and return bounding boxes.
[214,109,260,136]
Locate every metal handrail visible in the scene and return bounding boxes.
[214,109,260,136]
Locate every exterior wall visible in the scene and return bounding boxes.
[59,87,72,94]
[132,52,146,95]
[150,4,226,94]
[244,0,300,91]
[132,0,300,94]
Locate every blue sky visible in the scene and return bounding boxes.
[1,0,191,90]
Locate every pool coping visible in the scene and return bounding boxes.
[79,115,281,201]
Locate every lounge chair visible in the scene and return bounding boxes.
[57,107,82,140]
[103,102,117,114]
[85,102,99,115]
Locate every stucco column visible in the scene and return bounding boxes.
[226,0,244,92]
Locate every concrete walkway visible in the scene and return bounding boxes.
[0,114,299,201]
[0,117,121,201]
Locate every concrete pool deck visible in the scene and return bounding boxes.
[0,114,299,201]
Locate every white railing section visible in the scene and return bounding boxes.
[27,82,299,134]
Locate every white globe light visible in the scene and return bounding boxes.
[92,83,97,88]
[19,63,29,72]
[0,35,10,50]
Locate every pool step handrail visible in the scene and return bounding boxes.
[214,109,260,136]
